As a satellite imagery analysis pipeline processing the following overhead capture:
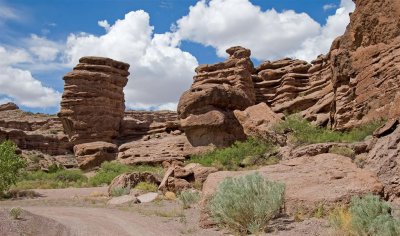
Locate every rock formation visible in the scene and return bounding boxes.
[58,57,129,144]
[364,118,400,204]
[0,104,76,169]
[178,46,256,147]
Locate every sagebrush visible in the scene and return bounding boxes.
[179,190,200,209]
[208,172,285,234]
[330,194,400,236]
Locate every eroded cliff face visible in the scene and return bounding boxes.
[328,0,400,129]
[179,0,400,148]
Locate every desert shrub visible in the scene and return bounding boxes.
[208,172,285,234]
[274,114,383,145]
[89,162,163,187]
[134,182,158,192]
[189,138,276,170]
[15,169,87,190]
[110,186,130,197]
[179,190,200,209]
[329,146,355,158]
[9,207,23,220]
[330,195,400,236]
[0,140,26,194]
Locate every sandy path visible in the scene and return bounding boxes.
[26,206,219,236]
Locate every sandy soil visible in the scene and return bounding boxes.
[0,187,330,236]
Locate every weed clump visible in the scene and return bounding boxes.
[9,207,23,220]
[189,138,276,170]
[208,172,285,235]
[330,194,400,236]
[179,190,200,209]
[134,182,158,192]
[274,114,382,145]
[110,186,130,197]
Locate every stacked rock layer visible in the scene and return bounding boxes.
[178,46,256,147]
[58,57,129,144]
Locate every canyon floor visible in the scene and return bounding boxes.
[0,187,330,236]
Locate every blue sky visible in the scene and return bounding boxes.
[0,0,354,114]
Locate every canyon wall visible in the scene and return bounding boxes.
[179,0,400,146]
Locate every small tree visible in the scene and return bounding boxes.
[0,140,26,194]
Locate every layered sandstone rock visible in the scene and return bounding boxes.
[0,106,76,169]
[178,46,256,147]
[58,57,129,144]
[118,110,180,141]
[0,102,18,112]
[74,141,118,170]
[117,133,211,165]
[327,0,400,129]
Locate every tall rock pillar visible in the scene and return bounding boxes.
[58,57,129,144]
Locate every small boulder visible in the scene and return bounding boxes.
[164,191,177,200]
[137,192,159,203]
[107,195,138,206]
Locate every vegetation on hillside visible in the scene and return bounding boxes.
[330,194,400,236]
[208,172,285,234]
[189,138,278,171]
[274,114,383,145]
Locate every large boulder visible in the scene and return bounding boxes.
[58,57,129,144]
[202,154,383,220]
[73,141,118,170]
[108,172,161,196]
[233,102,284,144]
[178,46,256,147]
[364,118,400,203]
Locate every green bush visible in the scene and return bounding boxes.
[329,146,355,158]
[110,186,130,197]
[0,141,26,194]
[189,138,276,170]
[274,114,383,145]
[330,195,400,236]
[15,169,87,190]
[179,190,200,209]
[88,162,164,187]
[134,182,158,192]
[208,172,285,234]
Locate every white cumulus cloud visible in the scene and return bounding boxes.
[174,0,354,62]
[174,0,321,60]
[64,10,198,111]
[290,0,355,61]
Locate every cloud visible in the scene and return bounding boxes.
[0,4,18,21]
[26,34,62,61]
[174,0,321,60]
[0,46,61,108]
[174,0,354,62]
[0,68,61,108]
[64,11,198,111]
[323,4,337,11]
[98,20,111,32]
[290,0,355,61]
